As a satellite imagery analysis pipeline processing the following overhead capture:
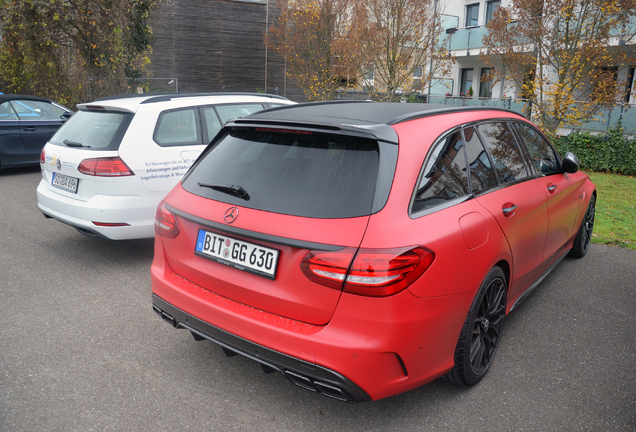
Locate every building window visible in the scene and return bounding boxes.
[479,68,493,98]
[486,1,501,24]
[625,66,635,103]
[413,67,423,79]
[460,68,474,96]
[593,66,618,101]
[522,67,536,99]
[466,4,479,27]
[362,64,375,89]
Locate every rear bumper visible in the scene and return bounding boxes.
[151,235,476,401]
[36,178,158,240]
[152,294,371,402]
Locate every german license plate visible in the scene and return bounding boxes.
[195,230,279,279]
[51,172,79,193]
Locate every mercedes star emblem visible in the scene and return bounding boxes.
[224,207,239,224]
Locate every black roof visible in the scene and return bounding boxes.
[231,100,522,144]
[0,94,53,104]
[248,100,517,124]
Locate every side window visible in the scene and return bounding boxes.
[0,102,18,120]
[202,107,223,141]
[513,122,559,175]
[154,108,201,147]
[463,126,498,193]
[215,104,266,123]
[475,122,530,184]
[10,100,66,120]
[411,130,470,214]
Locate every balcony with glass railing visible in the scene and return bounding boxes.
[443,22,526,54]
[446,25,489,53]
[442,14,636,55]
[610,14,636,40]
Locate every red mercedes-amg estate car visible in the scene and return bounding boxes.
[151,101,596,402]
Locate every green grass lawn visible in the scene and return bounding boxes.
[586,172,636,251]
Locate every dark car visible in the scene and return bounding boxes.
[151,101,596,402]
[0,94,72,170]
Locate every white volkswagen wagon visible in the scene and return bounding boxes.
[37,93,294,240]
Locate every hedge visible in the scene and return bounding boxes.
[554,128,636,176]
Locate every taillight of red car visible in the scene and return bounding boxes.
[301,246,435,297]
[155,201,180,238]
[77,157,134,176]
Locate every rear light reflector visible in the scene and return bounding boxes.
[78,157,134,176]
[301,246,435,297]
[92,222,130,227]
[155,201,180,238]
[40,148,45,164]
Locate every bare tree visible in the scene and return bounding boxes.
[346,0,452,101]
[267,0,353,101]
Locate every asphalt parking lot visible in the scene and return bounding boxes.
[1,166,635,431]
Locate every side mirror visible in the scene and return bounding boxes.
[562,152,580,174]
[61,111,73,121]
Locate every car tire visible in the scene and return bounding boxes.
[444,266,507,386]
[569,194,596,259]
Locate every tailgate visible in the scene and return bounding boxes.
[160,187,370,325]
[40,144,105,201]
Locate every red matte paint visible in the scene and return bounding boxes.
[151,108,596,401]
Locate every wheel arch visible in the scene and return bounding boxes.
[495,259,510,289]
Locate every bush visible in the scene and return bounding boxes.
[554,127,636,176]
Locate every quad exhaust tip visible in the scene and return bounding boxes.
[152,305,355,402]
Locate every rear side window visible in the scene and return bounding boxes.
[513,122,559,175]
[9,100,67,120]
[475,122,529,184]
[49,110,133,150]
[182,129,380,218]
[202,104,266,142]
[464,126,498,194]
[202,107,223,141]
[215,104,266,123]
[412,130,470,214]
[154,108,202,146]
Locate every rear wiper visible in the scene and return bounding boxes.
[198,182,250,201]
[63,139,91,148]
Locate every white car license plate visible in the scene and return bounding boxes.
[51,172,79,193]
[195,230,279,279]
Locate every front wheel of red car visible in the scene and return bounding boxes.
[445,266,507,386]
[569,194,596,259]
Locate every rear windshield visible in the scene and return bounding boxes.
[49,110,133,150]
[182,128,380,218]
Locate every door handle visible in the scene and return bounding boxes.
[502,204,518,217]
[22,127,37,131]
[547,184,557,193]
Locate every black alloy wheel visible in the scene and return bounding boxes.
[445,266,507,386]
[570,194,596,258]
[469,274,506,377]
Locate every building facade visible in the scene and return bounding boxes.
[431,0,636,104]
[147,0,289,95]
